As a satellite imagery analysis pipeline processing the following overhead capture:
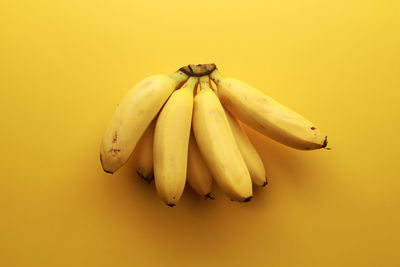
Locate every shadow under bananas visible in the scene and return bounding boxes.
[243,123,334,209]
[96,127,331,260]
[243,124,320,187]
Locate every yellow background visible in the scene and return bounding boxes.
[1,0,399,266]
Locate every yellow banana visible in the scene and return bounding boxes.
[100,70,187,174]
[133,120,155,183]
[187,131,213,199]
[192,76,253,202]
[210,69,327,150]
[224,109,267,187]
[153,77,198,207]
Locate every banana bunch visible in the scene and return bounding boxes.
[100,64,327,206]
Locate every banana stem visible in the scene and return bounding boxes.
[210,69,223,85]
[170,70,188,87]
[199,76,211,90]
[179,63,216,77]
[182,76,199,90]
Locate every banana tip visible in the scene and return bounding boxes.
[100,154,114,174]
[243,196,253,202]
[166,203,176,208]
[205,193,215,200]
[136,171,154,183]
[262,180,268,187]
[322,136,328,148]
[146,175,154,184]
[103,169,114,174]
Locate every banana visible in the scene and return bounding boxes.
[153,77,198,207]
[210,69,327,150]
[100,70,188,174]
[224,109,267,187]
[133,120,155,183]
[187,131,213,198]
[192,76,253,202]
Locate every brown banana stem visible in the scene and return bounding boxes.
[179,63,217,77]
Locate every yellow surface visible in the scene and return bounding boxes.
[1,0,399,266]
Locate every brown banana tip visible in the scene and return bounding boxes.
[103,169,114,174]
[136,170,144,179]
[146,174,154,183]
[262,180,268,187]
[100,154,111,174]
[243,196,253,202]
[322,136,328,148]
[179,63,217,77]
[166,203,176,208]
[137,172,153,183]
[205,193,215,200]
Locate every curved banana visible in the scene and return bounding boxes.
[192,76,253,202]
[133,120,155,183]
[224,110,267,187]
[153,77,198,207]
[210,70,327,150]
[100,71,187,174]
[187,131,213,198]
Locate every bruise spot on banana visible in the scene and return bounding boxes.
[108,148,121,156]
[179,63,216,77]
[311,127,316,130]
[112,131,118,143]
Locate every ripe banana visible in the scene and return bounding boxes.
[133,120,155,183]
[224,109,267,187]
[100,71,188,173]
[192,76,253,202]
[210,69,327,150]
[153,77,198,207]
[187,131,213,198]
[100,63,328,206]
